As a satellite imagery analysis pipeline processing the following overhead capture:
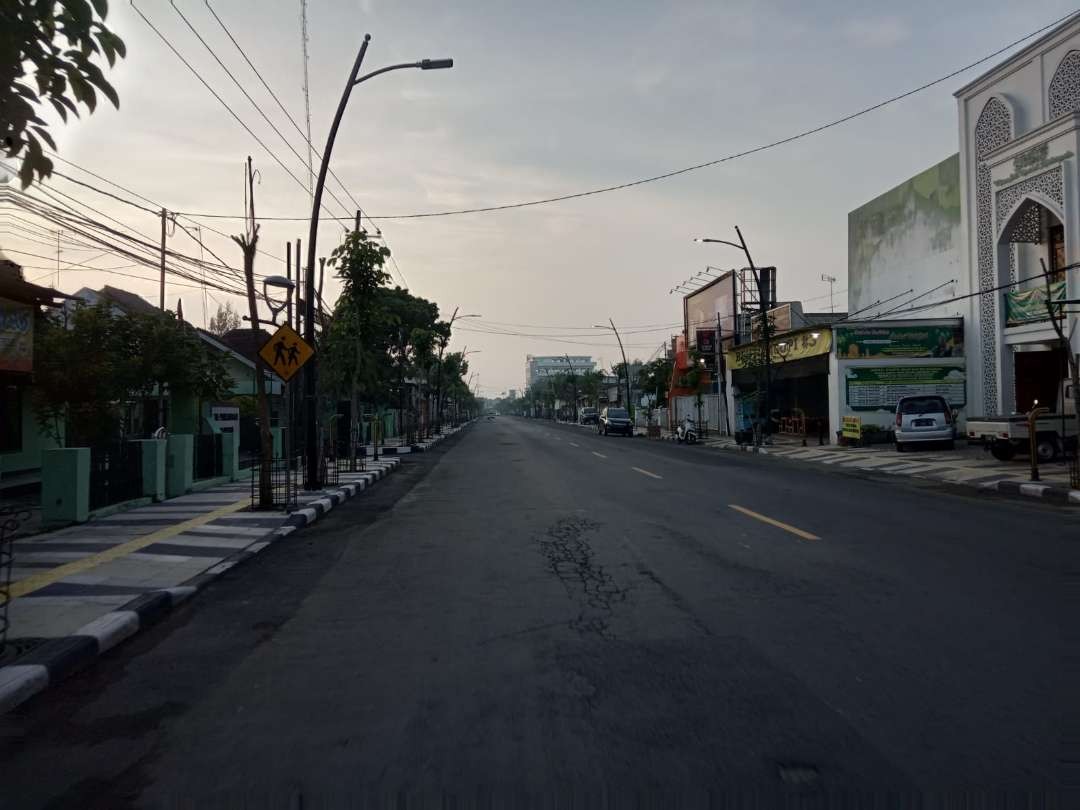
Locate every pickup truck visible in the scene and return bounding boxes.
[966,378,1078,462]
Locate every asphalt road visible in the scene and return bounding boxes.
[2,417,1078,806]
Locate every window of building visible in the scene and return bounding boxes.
[0,385,22,453]
[1048,223,1066,280]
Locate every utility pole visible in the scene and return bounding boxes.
[717,312,730,436]
[736,227,771,445]
[156,210,168,429]
[55,230,60,288]
[233,156,273,507]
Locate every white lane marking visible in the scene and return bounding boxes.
[569,442,580,447]
[591,451,607,459]
[632,466,663,480]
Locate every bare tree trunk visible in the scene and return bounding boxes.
[234,157,273,508]
[1042,260,1080,449]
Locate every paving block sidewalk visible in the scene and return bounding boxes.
[563,420,1079,504]
[0,455,409,713]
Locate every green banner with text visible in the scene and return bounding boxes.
[835,324,963,360]
[845,366,966,411]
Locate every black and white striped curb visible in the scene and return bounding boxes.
[989,479,1080,505]
[0,460,404,714]
[359,424,469,455]
[687,438,1080,504]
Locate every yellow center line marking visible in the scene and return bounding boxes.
[632,466,663,480]
[9,499,251,599]
[591,451,607,459]
[728,504,820,541]
[569,442,580,447]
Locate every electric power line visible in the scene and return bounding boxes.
[166,8,1080,222]
[130,1,354,236]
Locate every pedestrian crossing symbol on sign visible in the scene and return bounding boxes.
[258,323,314,382]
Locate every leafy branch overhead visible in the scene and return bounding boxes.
[1,0,126,187]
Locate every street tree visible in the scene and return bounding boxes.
[33,303,229,447]
[3,0,126,187]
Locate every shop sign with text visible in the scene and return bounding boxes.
[727,329,831,370]
[845,366,966,411]
[835,324,963,359]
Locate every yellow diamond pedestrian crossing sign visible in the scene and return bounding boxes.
[258,323,314,382]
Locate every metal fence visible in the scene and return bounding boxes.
[194,433,224,480]
[0,504,31,654]
[89,443,144,511]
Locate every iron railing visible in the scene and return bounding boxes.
[0,504,31,653]
[89,443,144,511]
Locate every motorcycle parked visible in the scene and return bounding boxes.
[676,417,698,445]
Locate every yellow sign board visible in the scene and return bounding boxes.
[258,323,314,382]
[842,415,862,440]
[727,328,832,370]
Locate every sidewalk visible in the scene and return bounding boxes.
[696,432,1079,504]
[0,455,411,712]
[562,420,1079,504]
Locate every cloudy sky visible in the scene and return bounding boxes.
[3,0,1076,394]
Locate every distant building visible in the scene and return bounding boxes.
[525,355,595,388]
[507,389,518,400]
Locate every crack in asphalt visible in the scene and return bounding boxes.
[538,517,627,639]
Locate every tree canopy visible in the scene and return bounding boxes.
[33,303,229,446]
[2,0,126,187]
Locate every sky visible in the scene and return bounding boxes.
[2,0,1077,395]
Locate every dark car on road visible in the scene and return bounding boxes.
[579,407,599,425]
[598,407,633,436]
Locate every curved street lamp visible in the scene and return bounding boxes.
[303,36,453,489]
[594,319,631,412]
[695,227,771,444]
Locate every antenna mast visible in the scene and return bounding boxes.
[300,0,314,207]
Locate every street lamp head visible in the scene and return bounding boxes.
[263,275,295,291]
[693,238,704,243]
[420,58,454,70]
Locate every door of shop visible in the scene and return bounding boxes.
[1014,347,1065,413]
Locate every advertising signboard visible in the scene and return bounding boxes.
[842,415,862,439]
[845,366,966,410]
[728,328,832,370]
[684,271,736,347]
[0,297,33,373]
[696,329,717,354]
[835,324,963,359]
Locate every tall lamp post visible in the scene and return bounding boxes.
[303,35,453,489]
[594,319,631,414]
[694,228,771,444]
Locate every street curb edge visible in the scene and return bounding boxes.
[0,456,412,715]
